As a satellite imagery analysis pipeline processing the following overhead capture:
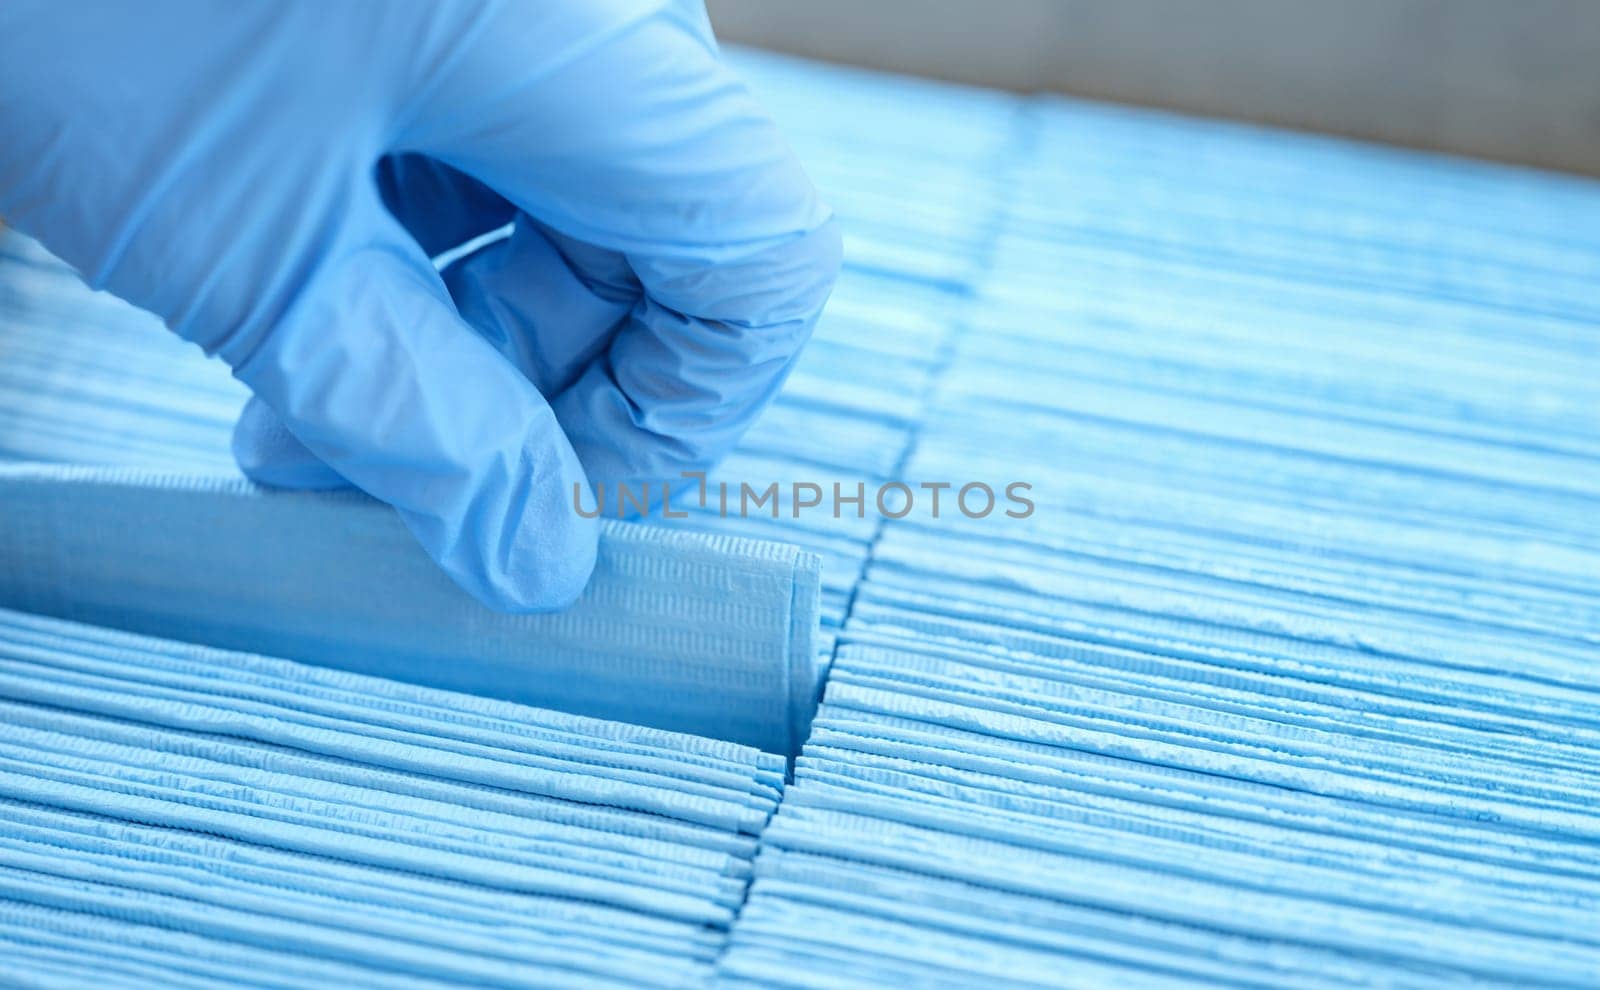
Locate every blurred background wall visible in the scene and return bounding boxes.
[708,0,1600,177]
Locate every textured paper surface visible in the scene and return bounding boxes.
[4,46,1600,988]
[0,464,821,756]
[0,607,780,988]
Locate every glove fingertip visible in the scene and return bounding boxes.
[232,397,350,490]
[509,515,600,613]
[454,487,600,614]
[434,420,602,614]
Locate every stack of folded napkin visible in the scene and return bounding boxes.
[0,607,782,988]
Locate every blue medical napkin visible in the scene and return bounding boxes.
[0,464,821,755]
[0,606,782,988]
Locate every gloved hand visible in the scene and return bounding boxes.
[0,1,840,611]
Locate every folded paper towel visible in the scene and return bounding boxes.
[0,464,821,756]
[0,606,783,988]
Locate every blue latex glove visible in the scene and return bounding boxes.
[0,1,840,611]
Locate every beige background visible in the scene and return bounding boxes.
[709,0,1600,177]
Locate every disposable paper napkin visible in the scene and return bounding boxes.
[0,464,821,755]
[0,607,783,988]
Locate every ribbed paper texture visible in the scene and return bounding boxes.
[0,464,820,756]
[3,45,1600,987]
[717,50,1600,988]
[0,607,782,988]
